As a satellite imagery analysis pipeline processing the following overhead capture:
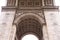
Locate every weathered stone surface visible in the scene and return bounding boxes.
[0,0,59,40]
[9,25,16,40]
[0,11,15,40]
[43,25,48,40]
[44,10,59,40]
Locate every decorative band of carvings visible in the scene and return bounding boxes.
[6,0,54,7]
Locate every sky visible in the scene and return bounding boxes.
[55,0,60,6]
[21,34,39,40]
[0,0,7,15]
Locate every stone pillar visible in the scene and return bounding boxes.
[43,24,49,40]
[9,25,16,40]
[43,6,59,40]
[0,7,16,40]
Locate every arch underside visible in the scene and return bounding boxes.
[16,17,43,40]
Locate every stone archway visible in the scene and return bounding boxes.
[15,15,44,40]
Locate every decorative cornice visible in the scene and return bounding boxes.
[2,6,17,11]
[42,6,59,9]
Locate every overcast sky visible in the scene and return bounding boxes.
[0,0,7,15]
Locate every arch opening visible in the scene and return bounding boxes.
[21,34,39,40]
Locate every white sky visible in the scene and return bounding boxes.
[0,0,7,15]
[54,0,60,6]
[0,0,60,40]
[21,34,39,40]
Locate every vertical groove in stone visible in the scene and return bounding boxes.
[44,0,53,6]
[7,0,16,6]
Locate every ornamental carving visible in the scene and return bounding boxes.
[7,0,54,7]
[18,0,42,7]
